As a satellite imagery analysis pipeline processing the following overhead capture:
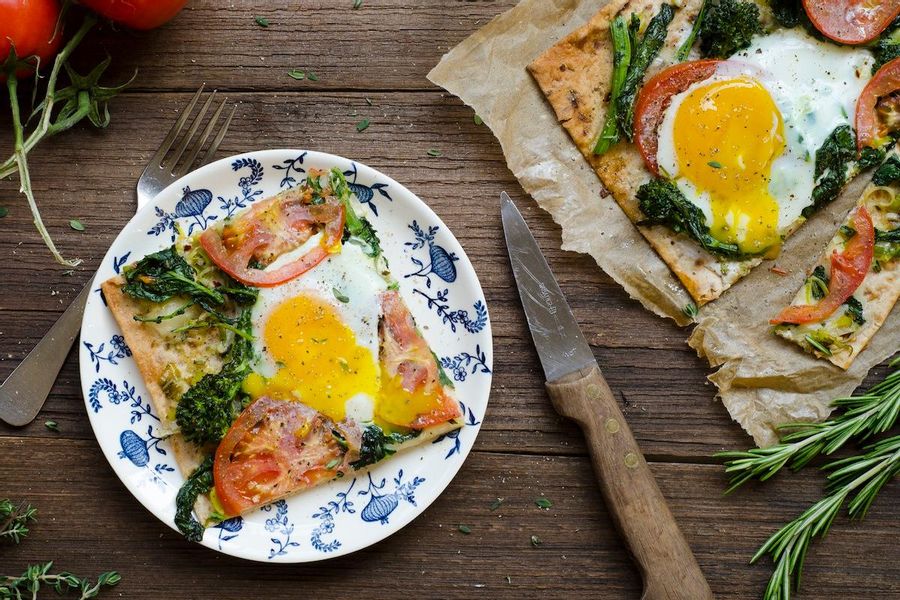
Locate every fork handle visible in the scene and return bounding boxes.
[0,282,91,426]
[546,366,713,600]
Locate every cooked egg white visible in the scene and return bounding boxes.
[243,235,387,424]
[655,29,874,254]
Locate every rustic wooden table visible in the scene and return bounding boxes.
[1,2,897,598]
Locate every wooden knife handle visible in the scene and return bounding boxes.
[546,365,713,600]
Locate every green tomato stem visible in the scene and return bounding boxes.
[0,15,96,179]
[7,73,81,267]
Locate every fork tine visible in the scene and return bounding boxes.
[167,91,216,172]
[176,97,228,177]
[199,104,235,167]
[145,84,205,169]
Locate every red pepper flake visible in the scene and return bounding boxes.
[770,266,788,276]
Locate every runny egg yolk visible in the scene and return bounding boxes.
[673,77,786,254]
[243,294,379,422]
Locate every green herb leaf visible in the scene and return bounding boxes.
[530,534,542,547]
[0,499,37,544]
[356,118,370,132]
[288,69,306,80]
[333,287,350,303]
[534,497,552,509]
[473,114,483,125]
[707,160,723,169]
[489,497,504,511]
[353,0,363,7]
[307,72,319,81]
[682,303,699,319]
[458,524,472,534]
[44,420,59,432]
[254,16,269,27]
[0,206,7,218]
[325,457,342,470]
[69,219,85,231]
[427,148,442,157]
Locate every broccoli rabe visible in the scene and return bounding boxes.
[328,168,382,257]
[874,18,900,74]
[636,178,741,257]
[700,0,761,59]
[806,125,858,217]
[175,309,253,446]
[123,246,224,308]
[874,156,900,186]
[350,424,418,469]
[174,455,214,542]
[768,0,804,29]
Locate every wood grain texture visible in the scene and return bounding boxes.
[0,1,897,597]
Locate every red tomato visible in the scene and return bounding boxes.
[856,57,900,152]
[79,0,188,30]
[380,290,462,429]
[200,189,345,288]
[802,0,900,45]
[633,60,721,175]
[0,0,62,72]
[214,398,349,517]
[771,207,875,325]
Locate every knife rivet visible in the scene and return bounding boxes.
[624,452,639,469]
[605,418,619,434]
[586,384,601,400]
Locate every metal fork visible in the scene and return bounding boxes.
[0,86,235,426]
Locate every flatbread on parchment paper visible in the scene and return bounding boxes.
[527,0,763,305]
[427,0,899,446]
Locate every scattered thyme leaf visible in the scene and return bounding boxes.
[707,160,723,169]
[69,219,85,231]
[365,97,373,105]
[356,118,370,132]
[457,524,472,534]
[254,16,269,27]
[427,148,442,157]
[44,420,59,432]
[353,0,363,8]
[307,72,319,81]
[489,497,504,511]
[530,534,542,547]
[474,114,483,125]
[332,287,350,303]
[534,497,552,509]
[0,206,7,218]
[288,69,306,80]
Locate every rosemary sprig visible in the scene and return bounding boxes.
[717,357,900,492]
[751,435,900,600]
[0,500,37,544]
[1,562,120,600]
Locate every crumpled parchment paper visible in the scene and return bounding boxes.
[428,0,899,446]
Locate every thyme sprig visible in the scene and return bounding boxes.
[1,562,120,600]
[0,500,37,544]
[751,435,900,600]
[717,356,900,493]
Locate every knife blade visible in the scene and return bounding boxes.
[501,193,596,382]
[501,192,712,600]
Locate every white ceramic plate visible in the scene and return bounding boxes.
[80,150,493,562]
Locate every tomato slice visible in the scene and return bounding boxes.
[200,189,345,288]
[856,57,900,152]
[214,397,352,516]
[379,291,462,429]
[771,207,874,325]
[803,0,900,45]
[634,60,722,175]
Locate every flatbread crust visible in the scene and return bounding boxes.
[528,0,764,304]
[774,170,900,369]
[102,273,461,519]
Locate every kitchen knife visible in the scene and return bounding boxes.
[501,192,713,600]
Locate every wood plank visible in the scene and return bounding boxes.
[1,437,897,598]
[70,0,518,92]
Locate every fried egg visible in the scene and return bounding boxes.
[243,234,388,425]
[656,29,874,254]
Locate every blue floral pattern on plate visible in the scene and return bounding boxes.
[79,149,492,563]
